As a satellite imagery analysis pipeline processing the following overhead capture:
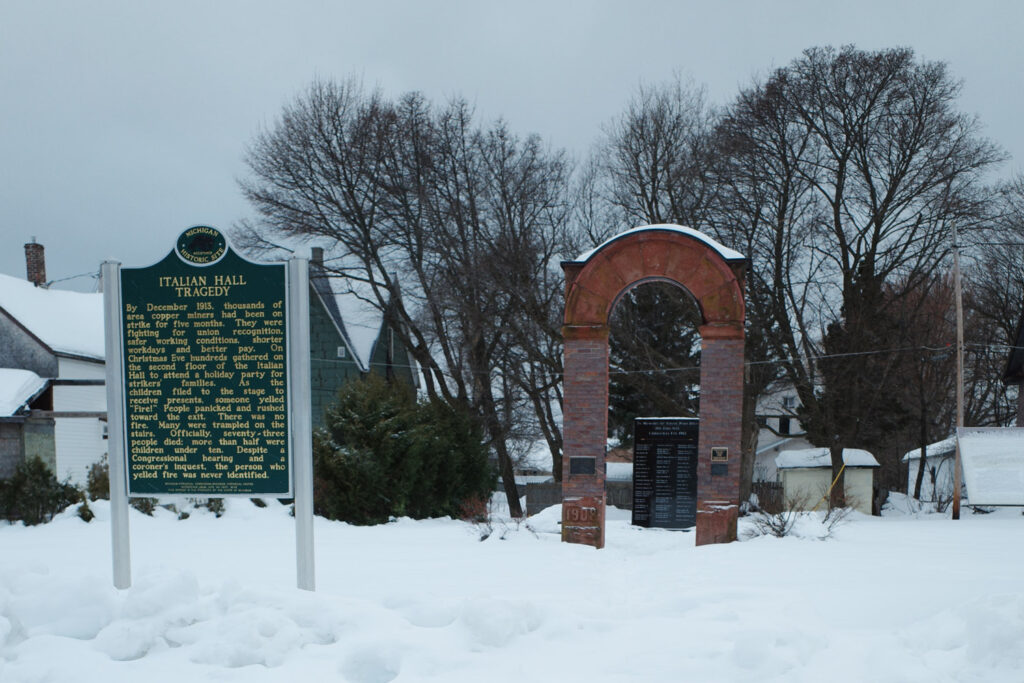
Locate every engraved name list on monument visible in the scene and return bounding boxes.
[631,417,698,529]
[121,249,290,496]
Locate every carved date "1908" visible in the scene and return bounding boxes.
[565,506,597,524]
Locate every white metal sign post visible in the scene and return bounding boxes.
[288,257,315,591]
[102,260,131,589]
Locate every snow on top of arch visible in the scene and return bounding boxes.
[573,224,746,263]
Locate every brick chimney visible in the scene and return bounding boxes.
[24,239,46,287]
[310,246,324,267]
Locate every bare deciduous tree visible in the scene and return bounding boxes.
[238,80,573,516]
[715,46,1003,508]
[596,76,719,229]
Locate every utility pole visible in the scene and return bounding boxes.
[953,224,964,520]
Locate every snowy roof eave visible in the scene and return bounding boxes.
[901,436,957,462]
[0,369,48,418]
[570,225,746,264]
[775,447,879,469]
[757,437,796,456]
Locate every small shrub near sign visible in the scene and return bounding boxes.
[0,457,81,525]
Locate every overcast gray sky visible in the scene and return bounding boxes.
[3,1,1023,290]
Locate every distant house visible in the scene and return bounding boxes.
[902,436,957,504]
[308,247,418,429]
[775,447,879,515]
[1002,313,1024,426]
[0,369,52,478]
[0,242,106,485]
[754,384,812,483]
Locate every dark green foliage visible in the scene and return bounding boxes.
[314,375,495,525]
[0,457,81,525]
[608,283,702,445]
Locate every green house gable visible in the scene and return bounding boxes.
[308,258,418,429]
[309,285,363,429]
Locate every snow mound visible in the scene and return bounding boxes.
[2,496,1024,681]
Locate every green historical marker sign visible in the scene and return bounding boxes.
[120,226,291,496]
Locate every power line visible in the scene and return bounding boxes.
[47,270,100,286]
[311,339,1015,381]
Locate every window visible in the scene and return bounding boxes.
[337,346,347,359]
[778,416,791,435]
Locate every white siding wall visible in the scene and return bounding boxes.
[754,434,814,482]
[781,467,875,515]
[905,456,956,502]
[54,357,107,485]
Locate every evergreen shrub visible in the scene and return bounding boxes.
[314,375,495,525]
[0,457,81,525]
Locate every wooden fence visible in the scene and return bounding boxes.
[751,481,784,514]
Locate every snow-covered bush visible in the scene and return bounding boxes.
[742,495,851,540]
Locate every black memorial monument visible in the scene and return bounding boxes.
[631,417,698,529]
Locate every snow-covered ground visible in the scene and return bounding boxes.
[2,497,1022,682]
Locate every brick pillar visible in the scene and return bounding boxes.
[695,324,745,545]
[561,325,609,548]
[24,241,46,287]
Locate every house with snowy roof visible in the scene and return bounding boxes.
[0,369,52,478]
[754,383,812,483]
[1001,314,1024,426]
[0,242,106,484]
[902,436,958,505]
[305,247,418,428]
[905,430,1024,509]
[775,447,879,515]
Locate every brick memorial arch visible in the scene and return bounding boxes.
[561,225,746,548]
